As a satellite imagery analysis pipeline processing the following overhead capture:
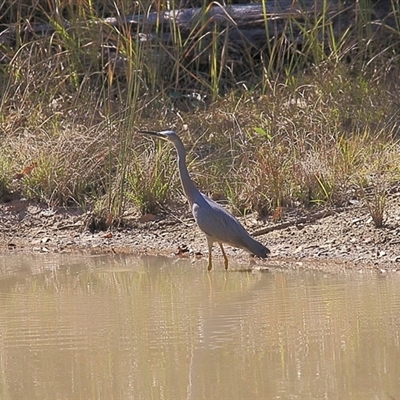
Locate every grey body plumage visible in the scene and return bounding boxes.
[139,129,270,270]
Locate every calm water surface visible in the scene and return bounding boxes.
[0,254,400,400]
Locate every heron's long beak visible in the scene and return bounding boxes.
[138,130,165,138]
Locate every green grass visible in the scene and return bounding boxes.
[1,0,400,227]
[126,139,178,214]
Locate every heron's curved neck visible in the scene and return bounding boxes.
[174,139,198,205]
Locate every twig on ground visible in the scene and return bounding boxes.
[252,207,349,237]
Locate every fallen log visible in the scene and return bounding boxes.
[1,1,396,53]
[106,1,349,49]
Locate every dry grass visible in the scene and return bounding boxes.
[1,0,400,227]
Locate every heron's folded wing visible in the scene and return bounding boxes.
[193,198,252,249]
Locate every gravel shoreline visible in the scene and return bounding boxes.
[1,193,400,273]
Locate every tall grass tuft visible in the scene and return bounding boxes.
[126,139,177,214]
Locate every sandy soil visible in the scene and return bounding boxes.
[1,191,400,273]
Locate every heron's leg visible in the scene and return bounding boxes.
[206,236,213,271]
[219,243,229,270]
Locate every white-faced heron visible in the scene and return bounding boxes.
[139,130,270,270]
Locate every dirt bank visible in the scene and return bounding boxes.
[1,192,400,273]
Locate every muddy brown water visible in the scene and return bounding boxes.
[1,254,400,400]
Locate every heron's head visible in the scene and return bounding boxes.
[258,245,271,259]
[139,130,180,144]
